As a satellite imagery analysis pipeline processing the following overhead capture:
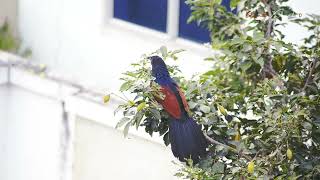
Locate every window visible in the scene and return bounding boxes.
[113,0,233,43]
[114,0,168,32]
[178,0,233,43]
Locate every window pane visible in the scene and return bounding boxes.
[114,0,168,32]
[178,0,232,43]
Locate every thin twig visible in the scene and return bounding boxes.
[111,92,129,102]
[203,133,235,150]
[264,2,273,38]
[253,149,262,161]
[203,132,251,161]
[261,0,278,78]
[302,58,318,92]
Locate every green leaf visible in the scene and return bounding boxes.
[163,132,170,146]
[123,121,131,137]
[204,57,215,61]
[218,105,227,116]
[255,57,264,68]
[170,49,185,55]
[116,117,130,129]
[253,31,264,41]
[211,162,225,174]
[200,105,211,113]
[137,102,146,111]
[124,72,137,77]
[214,0,222,4]
[128,100,135,106]
[240,61,252,71]
[149,108,161,120]
[174,172,185,177]
[230,0,240,9]
[134,111,144,129]
[160,46,167,58]
[120,81,132,92]
[189,101,197,109]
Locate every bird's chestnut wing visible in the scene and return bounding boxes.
[155,85,182,119]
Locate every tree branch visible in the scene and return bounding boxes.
[203,132,251,161]
[261,0,277,79]
[264,1,273,39]
[302,57,319,92]
[203,132,235,150]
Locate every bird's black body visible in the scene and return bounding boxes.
[150,56,208,163]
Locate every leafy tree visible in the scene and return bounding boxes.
[0,20,17,51]
[0,20,32,57]
[112,0,320,178]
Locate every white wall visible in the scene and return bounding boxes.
[11,1,320,180]
[17,0,213,93]
[0,84,62,180]
[0,85,9,180]
[73,117,179,180]
[0,63,181,180]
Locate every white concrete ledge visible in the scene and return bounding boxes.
[0,51,165,145]
[65,95,165,145]
[10,68,78,100]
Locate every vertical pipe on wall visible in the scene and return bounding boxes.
[7,62,10,84]
[167,0,180,39]
[60,108,76,180]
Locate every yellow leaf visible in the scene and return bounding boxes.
[103,94,111,104]
[247,161,255,174]
[234,132,241,141]
[128,100,135,106]
[137,102,146,111]
[218,105,227,116]
[39,73,46,78]
[287,148,293,160]
[39,64,46,70]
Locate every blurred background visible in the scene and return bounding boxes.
[0,0,319,180]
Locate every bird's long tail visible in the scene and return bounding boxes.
[169,117,208,164]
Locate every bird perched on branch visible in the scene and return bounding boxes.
[149,56,208,163]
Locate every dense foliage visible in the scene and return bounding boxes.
[0,20,32,57]
[113,0,320,179]
[0,21,17,51]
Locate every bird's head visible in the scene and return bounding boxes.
[149,56,170,79]
[149,56,166,68]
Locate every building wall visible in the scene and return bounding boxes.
[73,117,179,180]
[0,85,61,180]
[17,0,320,92]
[0,85,9,180]
[3,1,319,180]
[0,0,17,35]
[0,63,180,180]
[17,0,213,93]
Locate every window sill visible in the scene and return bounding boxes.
[104,18,214,56]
